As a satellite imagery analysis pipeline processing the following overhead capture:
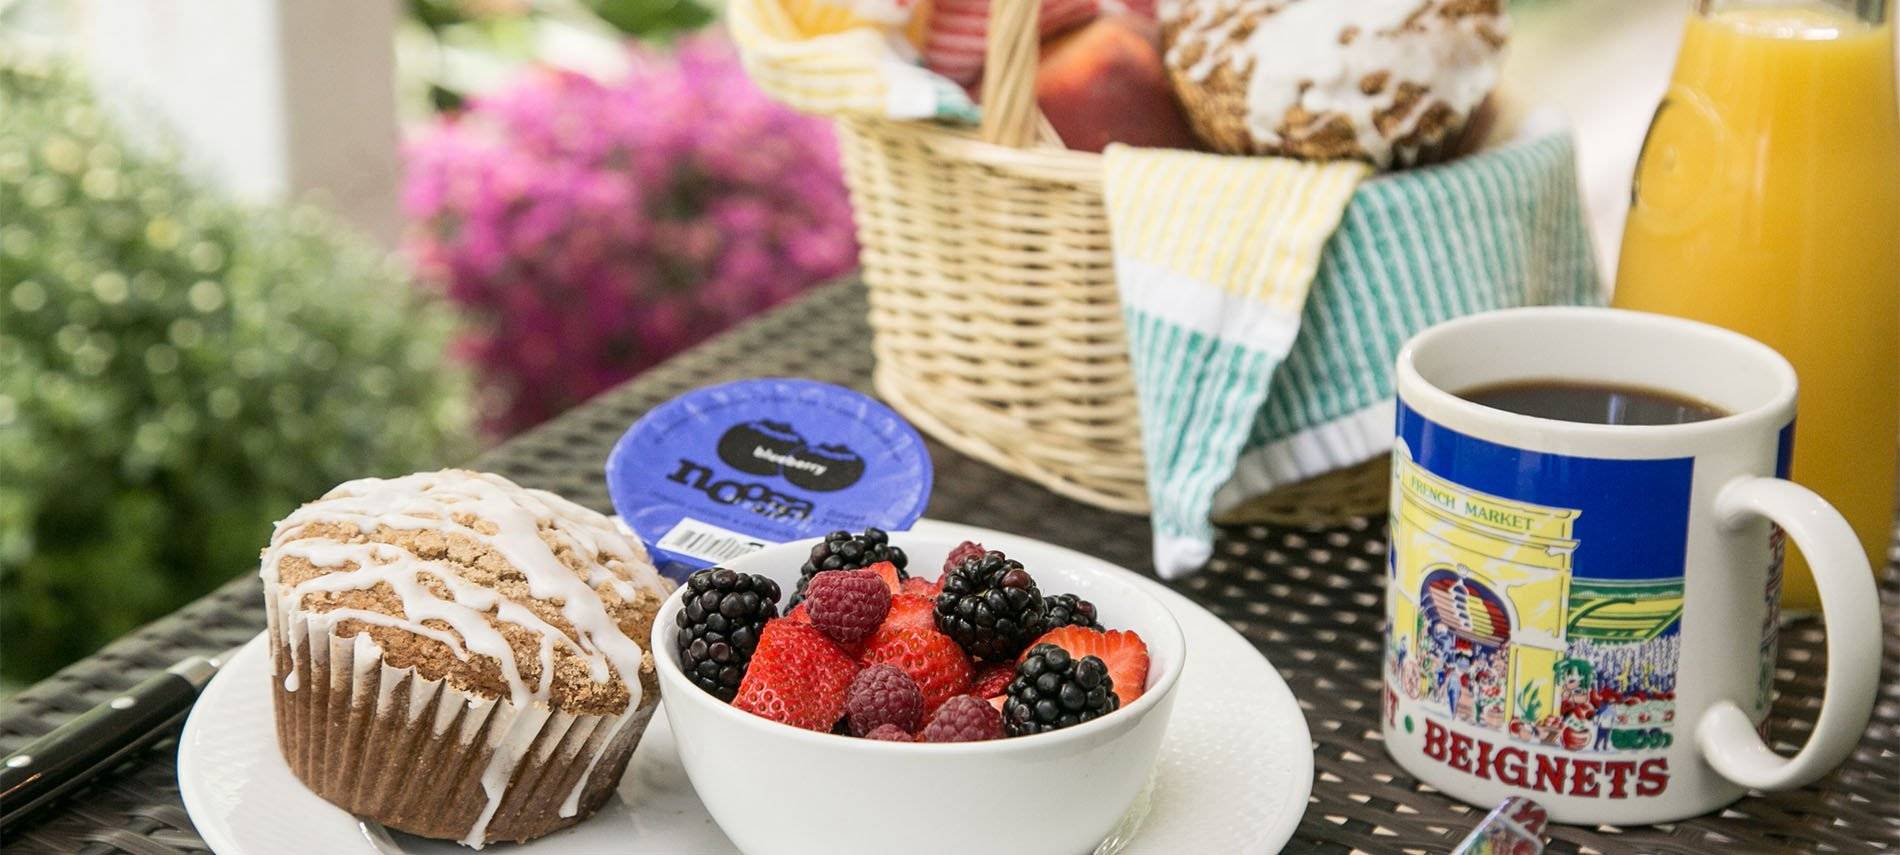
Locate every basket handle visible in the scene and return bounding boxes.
[977,0,1044,148]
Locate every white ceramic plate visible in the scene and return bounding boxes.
[178,520,1313,853]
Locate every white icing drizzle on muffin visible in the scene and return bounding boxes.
[1165,0,1507,166]
[260,470,669,846]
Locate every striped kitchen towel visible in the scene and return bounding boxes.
[1106,132,1603,577]
[728,0,980,123]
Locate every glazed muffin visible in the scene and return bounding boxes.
[1161,0,1508,167]
[260,470,673,847]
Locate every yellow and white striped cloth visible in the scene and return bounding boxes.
[727,0,979,122]
[1103,145,1368,353]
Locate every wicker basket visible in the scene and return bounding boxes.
[841,1,1390,523]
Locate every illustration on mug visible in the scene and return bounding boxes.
[1386,444,1682,755]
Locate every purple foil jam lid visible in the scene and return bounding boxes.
[606,378,933,580]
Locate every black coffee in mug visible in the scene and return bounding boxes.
[1458,380,1727,426]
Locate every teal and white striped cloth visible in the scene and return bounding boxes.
[1107,132,1604,578]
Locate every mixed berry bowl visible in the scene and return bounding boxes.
[651,530,1187,855]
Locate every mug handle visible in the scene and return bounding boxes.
[1696,476,1882,791]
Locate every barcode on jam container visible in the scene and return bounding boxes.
[656,517,775,565]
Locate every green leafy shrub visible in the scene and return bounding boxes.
[0,52,476,684]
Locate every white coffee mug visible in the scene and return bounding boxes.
[1379,307,1882,825]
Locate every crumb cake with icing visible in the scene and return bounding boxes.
[1160,0,1508,167]
[260,470,673,847]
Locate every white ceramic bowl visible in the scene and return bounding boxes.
[651,532,1187,855]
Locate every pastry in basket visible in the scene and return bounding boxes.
[1159,0,1509,167]
[259,470,673,847]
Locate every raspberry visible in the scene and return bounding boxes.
[733,620,859,731]
[919,695,1002,743]
[942,540,986,574]
[791,528,908,604]
[865,723,912,742]
[860,625,974,714]
[844,663,925,736]
[805,569,892,645]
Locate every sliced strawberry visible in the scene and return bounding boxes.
[899,575,943,597]
[860,625,973,714]
[970,662,1014,699]
[880,593,937,635]
[733,619,860,731]
[865,561,903,595]
[1024,626,1150,705]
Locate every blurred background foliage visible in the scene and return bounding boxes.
[0,52,476,685]
[398,0,713,116]
[0,0,869,686]
[403,37,857,434]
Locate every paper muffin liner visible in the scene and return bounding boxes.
[265,596,657,848]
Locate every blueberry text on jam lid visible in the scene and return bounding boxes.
[784,442,865,492]
[605,378,934,580]
[717,420,807,477]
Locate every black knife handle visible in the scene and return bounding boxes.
[0,664,206,831]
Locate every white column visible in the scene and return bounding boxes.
[79,0,402,244]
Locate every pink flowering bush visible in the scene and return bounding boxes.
[404,37,858,435]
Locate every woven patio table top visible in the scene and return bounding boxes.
[3,281,1895,854]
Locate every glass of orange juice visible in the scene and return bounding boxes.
[1614,0,1899,610]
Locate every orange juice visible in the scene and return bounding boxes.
[1614,1,1900,609]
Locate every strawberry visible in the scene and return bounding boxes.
[733,620,860,731]
[864,560,903,595]
[860,626,973,714]
[1023,626,1150,704]
[970,662,1014,699]
[899,575,944,597]
[880,593,937,635]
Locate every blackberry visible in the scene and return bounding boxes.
[675,567,780,701]
[1003,644,1119,736]
[790,528,908,604]
[933,550,1047,662]
[1040,593,1100,631]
